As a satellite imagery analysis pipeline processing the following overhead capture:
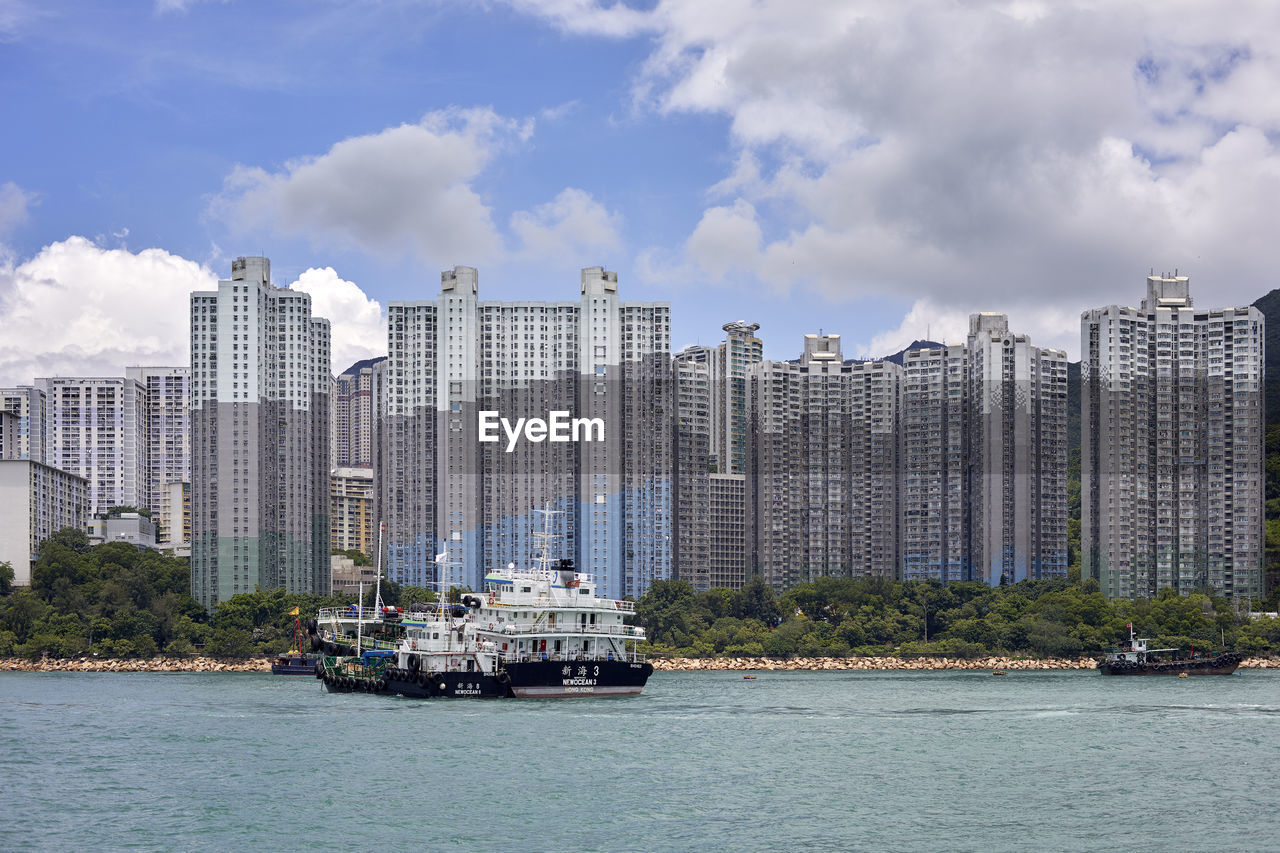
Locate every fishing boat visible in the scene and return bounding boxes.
[1097,623,1242,676]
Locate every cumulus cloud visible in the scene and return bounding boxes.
[514,0,1280,357]
[0,237,216,386]
[510,188,623,261]
[211,107,532,267]
[288,267,385,374]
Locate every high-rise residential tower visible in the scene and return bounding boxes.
[713,321,763,474]
[900,316,1067,584]
[0,386,46,463]
[672,345,712,588]
[965,314,1068,584]
[382,266,671,599]
[1082,275,1264,599]
[125,366,190,546]
[332,356,386,469]
[189,257,331,609]
[36,376,146,516]
[748,334,903,590]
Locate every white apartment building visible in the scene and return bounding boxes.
[0,386,46,463]
[36,376,146,516]
[382,266,671,599]
[125,366,190,545]
[749,334,903,590]
[901,316,1066,584]
[0,459,89,586]
[1082,275,1264,599]
[333,357,385,469]
[189,256,332,609]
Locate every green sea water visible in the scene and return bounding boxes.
[3,669,1278,852]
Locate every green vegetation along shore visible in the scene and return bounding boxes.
[3,531,1280,665]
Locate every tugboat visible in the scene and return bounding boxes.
[1098,623,1242,676]
[271,609,320,675]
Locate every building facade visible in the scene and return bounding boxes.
[332,357,386,469]
[189,256,331,609]
[0,459,89,586]
[672,345,712,588]
[0,386,46,463]
[900,316,1067,585]
[1082,275,1264,599]
[748,335,904,590]
[36,376,146,516]
[125,366,190,543]
[331,466,375,558]
[382,266,671,599]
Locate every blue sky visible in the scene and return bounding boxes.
[3,0,1280,384]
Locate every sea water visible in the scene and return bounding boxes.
[2,669,1277,852]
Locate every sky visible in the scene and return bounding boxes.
[2,0,1280,386]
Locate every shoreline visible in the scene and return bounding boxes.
[650,655,1280,672]
[3,655,1277,673]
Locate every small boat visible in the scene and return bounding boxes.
[991,670,1006,676]
[1097,624,1241,676]
[743,674,757,680]
[272,613,320,675]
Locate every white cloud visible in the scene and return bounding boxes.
[510,188,623,262]
[514,0,1280,358]
[0,237,216,386]
[212,107,533,267]
[288,267,385,374]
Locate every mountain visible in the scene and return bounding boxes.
[881,340,944,365]
[337,355,387,378]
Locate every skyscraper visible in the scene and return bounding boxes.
[713,321,763,474]
[382,266,671,599]
[900,316,1066,584]
[672,345,712,588]
[125,366,190,546]
[189,256,331,609]
[748,334,903,589]
[332,356,386,469]
[0,386,46,463]
[1082,275,1264,599]
[36,376,146,515]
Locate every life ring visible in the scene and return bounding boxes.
[614,601,620,609]
[489,622,495,631]
[496,670,510,684]
[412,639,418,651]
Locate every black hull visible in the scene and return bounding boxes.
[1098,653,1242,676]
[320,673,392,694]
[384,669,507,699]
[504,659,653,698]
[272,654,319,675]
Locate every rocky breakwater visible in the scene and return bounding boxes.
[651,655,1280,672]
[1,657,274,673]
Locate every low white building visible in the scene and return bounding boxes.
[0,459,89,586]
[86,512,158,549]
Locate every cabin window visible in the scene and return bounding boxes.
[590,614,596,625]
[521,587,531,593]
[554,640,562,652]
[432,632,439,640]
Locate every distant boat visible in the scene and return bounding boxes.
[272,613,320,676]
[1097,624,1241,676]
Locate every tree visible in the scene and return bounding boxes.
[0,561,13,596]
